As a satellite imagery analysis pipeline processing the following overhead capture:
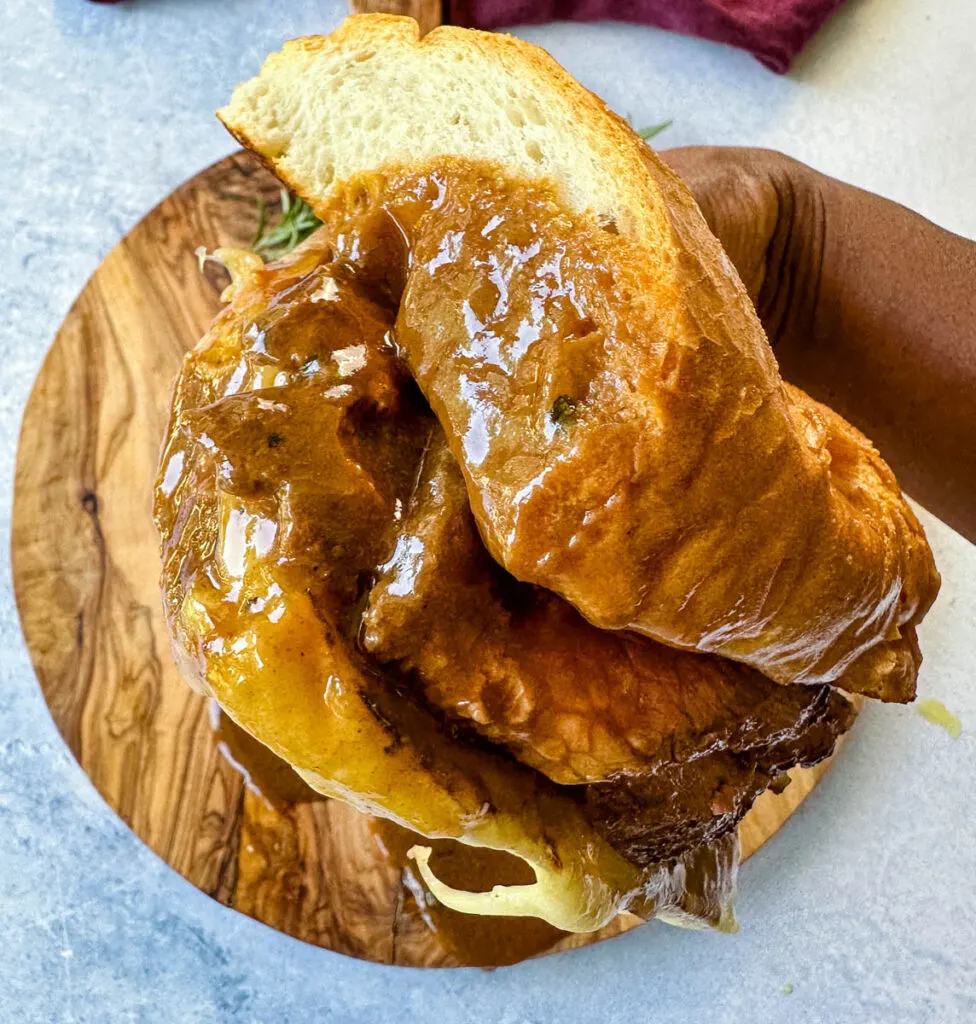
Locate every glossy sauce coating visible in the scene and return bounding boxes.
[210,702,326,807]
[154,166,855,929]
[207,711,736,965]
[359,430,853,859]
[156,235,669,933]
[157,185,847,862]
[326,162,937,700]
[209,706,565,965]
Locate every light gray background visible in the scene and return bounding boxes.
[2,1,974,1021]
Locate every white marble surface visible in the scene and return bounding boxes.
[2,1,975,1021]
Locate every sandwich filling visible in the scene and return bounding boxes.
[155,162,854,932]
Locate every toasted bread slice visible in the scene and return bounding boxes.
[220,14,678,248]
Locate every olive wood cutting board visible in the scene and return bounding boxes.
[11,149,845,968]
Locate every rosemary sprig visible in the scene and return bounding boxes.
[252,188,322,259]
[637,120,673,142]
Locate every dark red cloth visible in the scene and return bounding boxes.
[450,0,848,72]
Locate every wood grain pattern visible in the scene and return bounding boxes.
[348,0,444,34]
[12,152,844,968]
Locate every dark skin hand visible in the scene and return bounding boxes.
[662,146,976,544]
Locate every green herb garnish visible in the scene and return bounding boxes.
[267,432,283,449]
[252,189,322,260]
[550,395,579,427]
[638,120,673,142]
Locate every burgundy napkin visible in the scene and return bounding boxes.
[450,0,848,72]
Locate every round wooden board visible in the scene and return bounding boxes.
[11,151,841,968]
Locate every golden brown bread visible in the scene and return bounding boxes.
[219,15,939,701]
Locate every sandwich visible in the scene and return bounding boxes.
[153,15,939,935]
